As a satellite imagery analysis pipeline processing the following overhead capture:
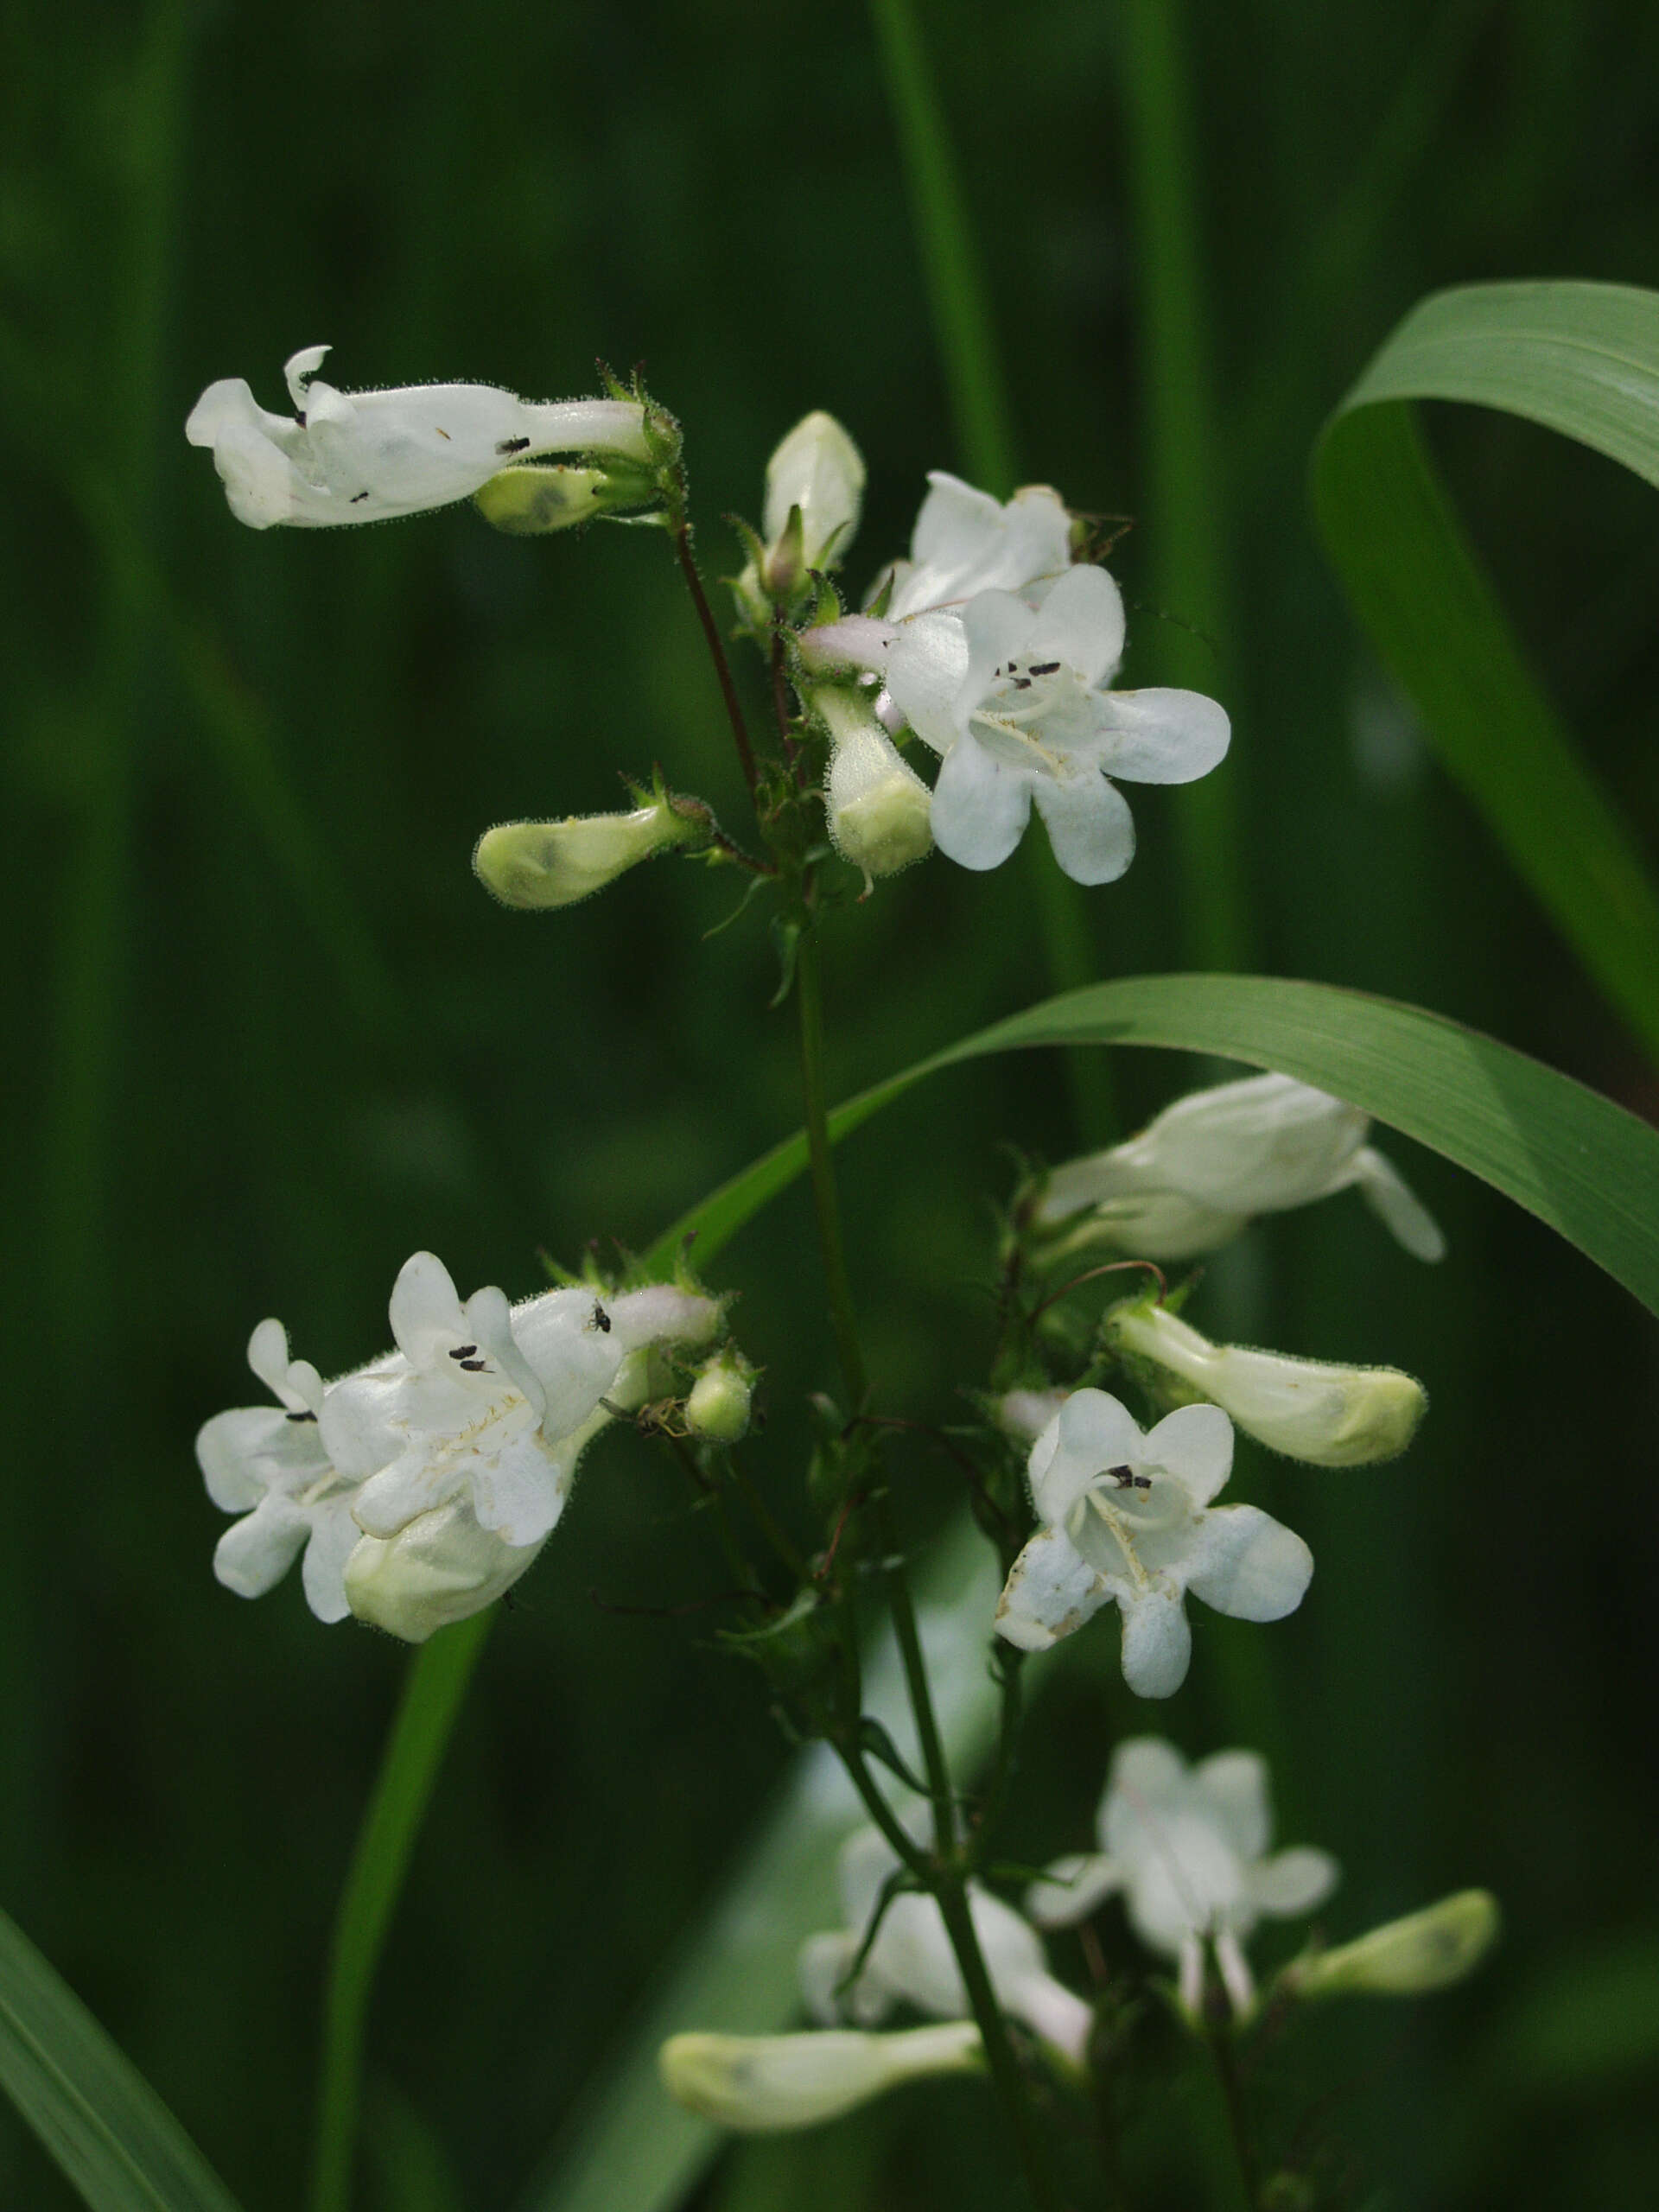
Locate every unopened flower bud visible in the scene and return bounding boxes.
[474,798,702,911]
[994,1388,1070,1445]
[1285,1891,1499,1999]
[764,412,864,579]
[1107,1304,1426,1465]
[685,1351,754,1443]
[659,2024,981,2133]
[810,685,932,882]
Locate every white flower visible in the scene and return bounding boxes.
[801,1826,1092,2064]
[1282,1891,1498,2001]
[1027,1738,1338,2018]
[322,1255,716,1553]
[196,1319,368,1623]
[185,346,652,531]
[994,1392,1312,1697]
[885,564,1229,882]
[1105,1305,1427,1465]
[659,2023,981,2133]
[1034,1072,1446,1262]
[810,686,933,881]
[878,473,1074,621]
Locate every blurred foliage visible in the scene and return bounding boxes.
[3,0,1658,2206]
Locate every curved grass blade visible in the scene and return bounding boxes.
[0,1906,245,2212]
[645,973,1659,1318]
[1313,280,1659,1062]
[309,1612,493,2212]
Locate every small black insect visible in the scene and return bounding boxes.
[350,491,369,503]
[448,1344,479,1361]
[496,435,531,455]
[589,1301,613,1335]
[1108,1464,1152,1491]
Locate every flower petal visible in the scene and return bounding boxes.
[1025,563,1126,688]
[213,1495,309,1599]
[1192,1750,1272,1859]
[959,588,1043,709]
[1183,1504,1313,1622]
[1101,1737,1190,1847]
[1029,770,1136,886]
[929,735,1031,871]
[195,1407,290,1510]
[351,1446,467,1540]
[885,611,970,754]
[798,1930,887,2027]
[995,1526,1111,1651]
[300,1496,365,1624]
[1096,688,1230,784]
[319,1367,407,1481]
[1249,1847,1339,1918]
[468,1428,568,1548]
[1117,1586,1193,1698]
[1349,1146,1446,1262]
[1025,1853,1124,1929]
[388,1251,467,1363]
[1033,1389,1146,1524]
[1141,1403,1235,1506]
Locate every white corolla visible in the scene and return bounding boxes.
[186,346,653,529]
[994,1391,1312,1697]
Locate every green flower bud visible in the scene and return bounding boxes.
[474,798,703,911]
[659,2024,981,2133]
[685,1351,754,1443]
[1106,1303,1426,1466]
[1285,1891,1499,1999]
[474,456,660,534]
[809,685,932,883]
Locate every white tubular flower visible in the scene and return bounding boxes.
[993,1388,1071,1446]
[185,345,652,530]
[1034,1071,1445,1263]
[885,564,1229,884]
[764,411,866,579]
[660,2023,981,2133]
[1282,1891,1498,2001]
[196,1319,368,1623]
[473,799,702,911]
[800,1827,1092,2066]
[994,1392,1312,1697]
[810,686,932,881]
[1027,1738,1338,2021]
[1106,1305,1427,1466]
[321,1255,718,1558]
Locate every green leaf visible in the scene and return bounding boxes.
[1313,280,1659,1062]
[0,1905,245,2212]
[647,973,1659,1319]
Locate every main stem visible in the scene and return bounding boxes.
[795,912,1064,2212]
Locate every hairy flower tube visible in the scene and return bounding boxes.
[659,2023,982,2133]
[1033,1071,1446,1262]
[1281,1891,1499,2000]
[198,1255,720,1639]
[994,1392,1312,1696]
[810,685,933,881]
[185,345,653,530]
[800,1826,1092,2065]
[1027,1738,1338,2019]
[473,797,705,911]
[1105,1303,1427,1465]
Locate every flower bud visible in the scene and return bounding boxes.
[685,1351,754,1443]
[994,1388,1071,1445]
[343,1495,544,1643]
[1285,1891,1499,1999]
[474,458,659,535]
[810,686,932,882]
[658,2024,981,2133]
[1107,1304,1426,1465]
[474,798,702,911]
[763,411,864,580]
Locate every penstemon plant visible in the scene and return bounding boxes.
[176,355,1503,2212]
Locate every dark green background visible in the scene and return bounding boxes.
[4,0,1658,2204]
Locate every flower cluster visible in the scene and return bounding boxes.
[197,1253,721,1641]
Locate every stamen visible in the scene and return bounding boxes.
[284,1409,319,1423]
[435,427,452,441]
[458,1357,490,1372]
[1108,1463,1152,1491]
[448,1344,479,1360]
[1028,660,1061,676]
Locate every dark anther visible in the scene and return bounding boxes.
[350,491,369,503]
[285,1408,319,1423]
[296,411,307,429]
[496,435,531,454]
[1028,660,1060,676]
[1109,1464,1151,1491]
[435,426,452,440]
[459,1357,490,1372]
[448,1344,479,1360]
[1012,677,1033,690]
